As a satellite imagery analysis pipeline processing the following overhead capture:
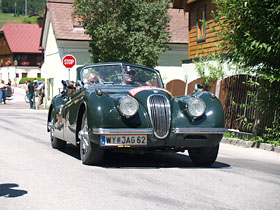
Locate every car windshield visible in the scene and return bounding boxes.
[81,64,162,88]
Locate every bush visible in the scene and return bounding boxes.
[19,77,44,84]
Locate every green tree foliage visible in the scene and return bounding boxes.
[213,0,280,141]
[74,0,171,68]
[213,0,280,80]
[2,0,45,15]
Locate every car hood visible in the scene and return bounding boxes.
[89,86,172,97]
[88,85,172,99]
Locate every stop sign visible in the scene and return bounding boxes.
[62,55,76,68]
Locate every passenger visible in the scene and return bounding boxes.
[87,72,102,85]
[7,79,12,86]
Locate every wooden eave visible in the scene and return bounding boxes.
[172,0,197,12]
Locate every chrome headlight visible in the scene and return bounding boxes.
[187,97,206,118]
[119,96,139,118]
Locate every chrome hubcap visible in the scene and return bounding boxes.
[79,122,89,156]
[49,120,54,143]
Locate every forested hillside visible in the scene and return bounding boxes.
[1,0,45,15]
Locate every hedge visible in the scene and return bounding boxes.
[19,77,45,84]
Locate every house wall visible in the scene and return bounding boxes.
[41,21,62,101]
[157,43,188,85]
[0,36,11,55]
[0,36,13,66]
[0,66,40,85]
[188,0,220,59]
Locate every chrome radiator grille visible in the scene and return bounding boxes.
[147,94,171,139]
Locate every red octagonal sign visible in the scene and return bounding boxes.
[62,55,76,68]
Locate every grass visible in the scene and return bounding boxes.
[0,10,42,28]
[0,11,25,27]
[223,132,280,146]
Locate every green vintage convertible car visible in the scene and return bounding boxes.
[47,63,226,166]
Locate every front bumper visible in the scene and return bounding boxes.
[173,128,227,134]
[90,127,226,149]
[92,127,226,135]
[92,128,153,135]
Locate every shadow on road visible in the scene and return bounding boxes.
[0,183,28,198]
[59,144,230,169]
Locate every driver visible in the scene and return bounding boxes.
[125,69,136,84]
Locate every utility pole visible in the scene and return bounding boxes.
[14,2,17,16]
[25,0,27,16]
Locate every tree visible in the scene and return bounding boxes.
[1,0,45,16]
[212,0,280,141]
[74,0,171,68]
[213,0,280,80]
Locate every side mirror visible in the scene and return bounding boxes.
[194,83,203,92]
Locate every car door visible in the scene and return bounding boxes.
[63,86,83,145]
[52,92,68,140]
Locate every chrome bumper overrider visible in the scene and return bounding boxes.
[92,128,153,135]
[173,128,227,134]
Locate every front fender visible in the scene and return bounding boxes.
[171,91,225,129]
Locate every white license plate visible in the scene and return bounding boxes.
[100,135,147,146]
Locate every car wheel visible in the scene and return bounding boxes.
[188,144,219,166]
[79,113,104,165]
[49,112,66,149]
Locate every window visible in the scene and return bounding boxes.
[72,13,83,28]
[22,73,27,78]
[196,4,206,42]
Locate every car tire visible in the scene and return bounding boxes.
[188,144,219,166]
[50,111,66,149]
[79,113,104,165]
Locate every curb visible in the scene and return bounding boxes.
[222,137,280,153]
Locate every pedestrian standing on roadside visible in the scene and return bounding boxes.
[24,80,29,100]
[37,82,45,109]
[0,80,7,104]
[7,79,12,86]
[27,80,35,109]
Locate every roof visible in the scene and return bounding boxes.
[46,0,188,43]
[0,23,42,53]
[168,8,188,44]
[47,0,90,40]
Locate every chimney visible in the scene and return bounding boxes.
[37,17,43,28]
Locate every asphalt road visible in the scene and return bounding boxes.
[0,87,31,109]
[0,93,280,210]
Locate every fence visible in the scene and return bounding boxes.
[168,75,279,135]
[165,79,186,97]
